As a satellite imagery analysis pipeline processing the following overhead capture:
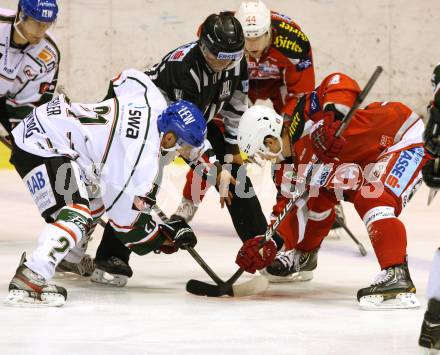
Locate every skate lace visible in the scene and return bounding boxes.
[276,251,294,269]
[109,256,124,266]
[371,269,393,286]
[291,250,310,273]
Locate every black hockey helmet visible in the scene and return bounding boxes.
[199,12,245,61]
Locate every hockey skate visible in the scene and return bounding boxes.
[419,298,440,353]
[56,254,94,277]
[171,197,198,223]
[260,248,318,283]
[91,256,133,287]
[357,262,420,310]
[5,253,67,307]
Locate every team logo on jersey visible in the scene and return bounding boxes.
[296,58,312,72]
[169,43,197,62]
[385,147,424,196]
[38,49,53,63]
[39,82,55,94]
[23,165,57,213]
[23,65,37,79]
[219,80,232,100]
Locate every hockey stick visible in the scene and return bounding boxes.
[427,158,439,206]
[151,205,269,296]
[334,215,367,256]
[186,66,384,297]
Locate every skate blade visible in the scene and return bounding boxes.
[359,292,420,310]
[91,268,128,287]
[4,289,65,307]
[260,270,313,283]
[420,347,439,355]
[232,276,269,297]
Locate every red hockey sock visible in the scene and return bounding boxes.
[367,218,407,269]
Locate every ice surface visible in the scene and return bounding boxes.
[0,165,438,355]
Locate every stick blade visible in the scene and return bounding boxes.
[186,279,231,297]
[231,276,269,297]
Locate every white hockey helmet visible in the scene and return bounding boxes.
[235,1,271,38]
[238,105,283,157]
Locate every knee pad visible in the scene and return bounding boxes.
[55,204,92,244]
[353,188,399,223]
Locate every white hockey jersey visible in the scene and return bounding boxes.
[0,8,60,129]
[13,69,169,254]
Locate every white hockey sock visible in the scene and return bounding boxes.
[25,205,91,280]
[426,248,440,301]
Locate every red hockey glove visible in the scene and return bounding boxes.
[310,111,346,163]
[235,236,277,274]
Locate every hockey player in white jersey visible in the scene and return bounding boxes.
[0,0,60,135]
[4,69,207,307]
[419,63,440,352]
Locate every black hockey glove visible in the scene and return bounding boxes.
[422,158,440,189]
[159,216,197,249]
[424,104,440,157]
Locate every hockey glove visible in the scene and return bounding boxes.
[424,104,440,157]
[159,216,197,249]
[235,236,277,274]
[422,158,440,189]
[310,111,346,163]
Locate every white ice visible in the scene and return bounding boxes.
[0,164,438,355]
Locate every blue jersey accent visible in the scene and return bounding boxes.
[385,147,424,196]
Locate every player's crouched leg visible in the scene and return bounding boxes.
[6,204,92,307]
[6,148,92,306]
[352,148,428,310]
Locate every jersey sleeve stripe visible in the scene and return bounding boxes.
[101,98,119,165]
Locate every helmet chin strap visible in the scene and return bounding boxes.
[13,14,28,44]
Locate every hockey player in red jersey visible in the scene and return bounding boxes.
[418,63,440,351]
[235,0,315,115]
[235,72,430,309]
[174,0,315,224]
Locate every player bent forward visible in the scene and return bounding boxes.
[235,72,430,310]
[4,69,207,307]
[418,63,440,352]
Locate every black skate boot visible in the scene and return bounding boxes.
[357,261,419,310]
[5,253,67,307]
[91,256,133,287]
[261,248,319,283]
[419,298,440,352]
[56,254,94,277]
